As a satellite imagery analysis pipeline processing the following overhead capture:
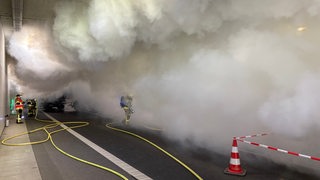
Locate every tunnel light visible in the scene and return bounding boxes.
[297,26,307,32]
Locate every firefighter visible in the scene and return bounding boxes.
[32,99,37,115]
[120,94,134,125]
[27,99,37,117]
[15,94,24,124]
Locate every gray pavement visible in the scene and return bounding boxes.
[1,112,319,180]
[0,115,42,180]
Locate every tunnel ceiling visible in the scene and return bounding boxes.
[0,0,56,37]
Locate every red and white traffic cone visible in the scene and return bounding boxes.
[224,138,246,176]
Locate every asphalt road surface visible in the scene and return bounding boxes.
[25,111,319,180]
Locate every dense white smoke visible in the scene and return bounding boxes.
[7,0,320,175]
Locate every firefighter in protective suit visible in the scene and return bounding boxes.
[27,99,37,117]
[15,94,24,124]
[120,95,134,125]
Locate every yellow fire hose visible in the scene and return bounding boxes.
[1,110,128,180]
[2,107,203,180]
[106,123,204,180]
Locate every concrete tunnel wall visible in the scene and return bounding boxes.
[0,23,7,135]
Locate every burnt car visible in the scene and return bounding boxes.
[42,96,65,112]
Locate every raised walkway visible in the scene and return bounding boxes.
[0,115,42,180]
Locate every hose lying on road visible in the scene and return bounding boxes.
[2,111,128,180]
[106,122,204,180]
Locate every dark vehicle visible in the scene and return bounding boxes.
[42,96,65,112]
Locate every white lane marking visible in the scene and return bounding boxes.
[43,112,153,180]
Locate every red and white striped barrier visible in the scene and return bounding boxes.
[236,137,320,161]
[236,133,269,139]
[225,133,320,176]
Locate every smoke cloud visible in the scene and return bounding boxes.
[7,0,320,175]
